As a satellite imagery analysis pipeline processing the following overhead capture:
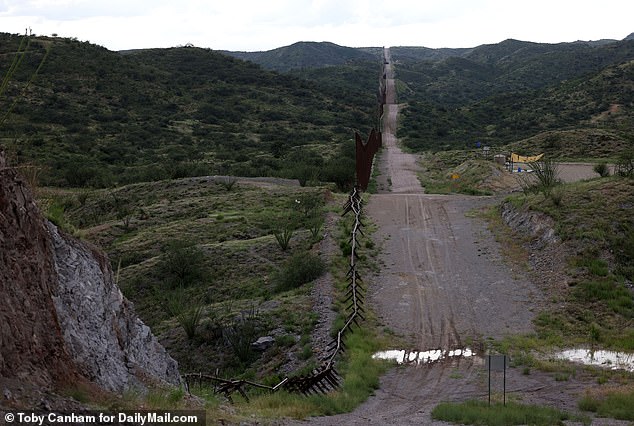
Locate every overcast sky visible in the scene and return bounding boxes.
[1,0,633,52]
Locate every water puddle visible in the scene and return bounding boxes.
[373,348,475,365]
[556,349,634,372]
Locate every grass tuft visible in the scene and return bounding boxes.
[432,400,580,426]
[579,387,634,420]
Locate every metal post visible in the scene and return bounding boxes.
[503,355,507,406]
[488,355,491,406]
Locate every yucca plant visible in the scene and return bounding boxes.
[309,220,323,242]
[274,226,294,250]
[529,159,561,196]
[165,288,204,340]
[218,176,237,191]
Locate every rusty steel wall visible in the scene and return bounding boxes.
[354,48,388,191]
[355,128,381,191]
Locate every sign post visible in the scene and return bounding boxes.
[486,354,507,406]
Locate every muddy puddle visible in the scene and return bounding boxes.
[556,349,634,372]
[373,348,475,365]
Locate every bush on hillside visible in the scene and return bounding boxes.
[593,162,610,177]
[274,252,325,293]
[160,240,205,288]
[528,159,562,196]
[615,150,634,178]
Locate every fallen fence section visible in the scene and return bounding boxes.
[183,187,367,400]
[324,187,365,368]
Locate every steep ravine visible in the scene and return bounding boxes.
[0,151,179,407]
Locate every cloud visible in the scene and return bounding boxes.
[1,0,175,20]
[0,0,632,51]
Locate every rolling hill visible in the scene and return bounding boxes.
[2,33,633,189]
[0,34,377,188]
[222,41,378,72]
[395,37,634,153]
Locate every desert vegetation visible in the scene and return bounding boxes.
[0,33,375,191]
[3,31,634,422]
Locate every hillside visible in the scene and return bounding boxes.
[397,38,634,153]
[222,41,378,72]
[395,38,634,105]
[3,33,633,183]
[0,34,376,188]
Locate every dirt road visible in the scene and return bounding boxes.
[375,49,421,195]
[295,48,538,425]
[334,48,537,425]
[371,49,537,347]
[296,48,629,426]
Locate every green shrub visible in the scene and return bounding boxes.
[577,258,609,277]
[287,165,320,187]
[160,240,205,288]
[275,334,296,347]
[615,150,634,178]
[575,281,634,317]
[217,176,237,191]
[46,200,77,234]
[593,162,610,177]
[579,389,634,420]
[339,240,352,257]
[309,220,323,242]
[614,224,634,280]
[550,188,563,206]
[274,252,325,293]
[165,290,204,340]
[529,159,561,196]
[322,158,355,192]
[46,201,67,227]
[299,344,313,360]
[223,307,262,364]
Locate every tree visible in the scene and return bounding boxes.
[160,240,205,288]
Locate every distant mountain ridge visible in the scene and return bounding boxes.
[397,37,634,152]
[222,41,377,72]
[221,35,633,72]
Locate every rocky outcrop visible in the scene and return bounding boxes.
[500,201,559,248]
[1,155,79,389]
[0,151,179,394]
[49,223,180,391]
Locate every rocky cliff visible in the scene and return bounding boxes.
[0,151,179,400]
